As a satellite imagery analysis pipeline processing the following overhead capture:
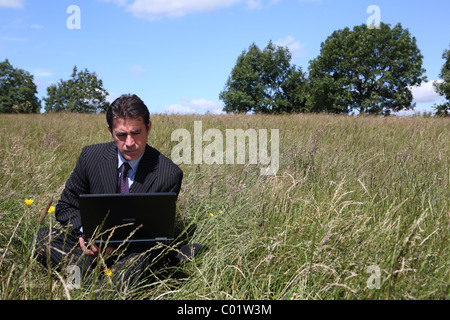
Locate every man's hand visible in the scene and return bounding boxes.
[79,237,99,257]
[79,237,115,257]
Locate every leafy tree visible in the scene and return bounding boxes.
[279,67,309,113]
[0,59,41,113]
[44,66,109,113]
[219,41,307,114]
[307,23,427,115]
[434,45,450,116]
[220,43,263,113]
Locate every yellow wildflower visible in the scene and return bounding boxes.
[104,268,113,277]
[210,213,214,217]
[48,206,55,214]
[24,199,34,206]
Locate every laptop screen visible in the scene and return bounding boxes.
[79,192,177,245]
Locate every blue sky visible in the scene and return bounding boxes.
[1,0,449,114]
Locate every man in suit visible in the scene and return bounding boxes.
[35,94,188,296]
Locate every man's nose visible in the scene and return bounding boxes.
[125,135,135,146]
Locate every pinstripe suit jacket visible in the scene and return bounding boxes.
[55,141,183,234]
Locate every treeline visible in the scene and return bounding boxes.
[220,23,450,116]
[1,22,449,116]
[0,63,109,114]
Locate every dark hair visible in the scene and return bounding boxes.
[106,94,150,130]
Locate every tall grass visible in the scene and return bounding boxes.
[0,112,448,300]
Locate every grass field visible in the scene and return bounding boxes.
[0,112,448,300]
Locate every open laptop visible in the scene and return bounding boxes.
[79,192,177,246]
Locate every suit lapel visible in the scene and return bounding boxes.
[130,145,159,193]
[99,142,119,194]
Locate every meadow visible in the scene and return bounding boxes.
[0,112,448,300]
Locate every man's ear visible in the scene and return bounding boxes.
[147,121,152,132]
[107,125,113,136]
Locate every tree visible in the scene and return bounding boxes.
[0,59,41,113]
[307,23,427,115]
[44,66,109,113]
[219,41,307,114]
[279,67,309,113]
[434,45,450,116]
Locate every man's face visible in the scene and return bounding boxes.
[108,117,151,161]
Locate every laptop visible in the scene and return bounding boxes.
[79,192,177,246]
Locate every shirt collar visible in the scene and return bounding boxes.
[117,150,144,172]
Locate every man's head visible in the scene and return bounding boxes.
[107,94,152,161]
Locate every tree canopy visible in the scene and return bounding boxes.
[307,23,427,115]
[434,45,450,116]
[44,66,110,113]
[219,41,307,114]
[0,59,40,113]
[1,22,445,117]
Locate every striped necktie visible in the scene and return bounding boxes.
[118,162,131,193]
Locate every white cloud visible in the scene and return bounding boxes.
[128,65,146,77]
[246,0,280,10]
[33,70,55,78]
[99,0,129,6]
[0,35,26,42]
[410,80,445,103]
[126,0,240,19]
[164,98,224,114]
[31,24,44,29]
[274,35,307,57]
[393,107,435,117]
[0,0,24,9]
[100,0,282,20]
